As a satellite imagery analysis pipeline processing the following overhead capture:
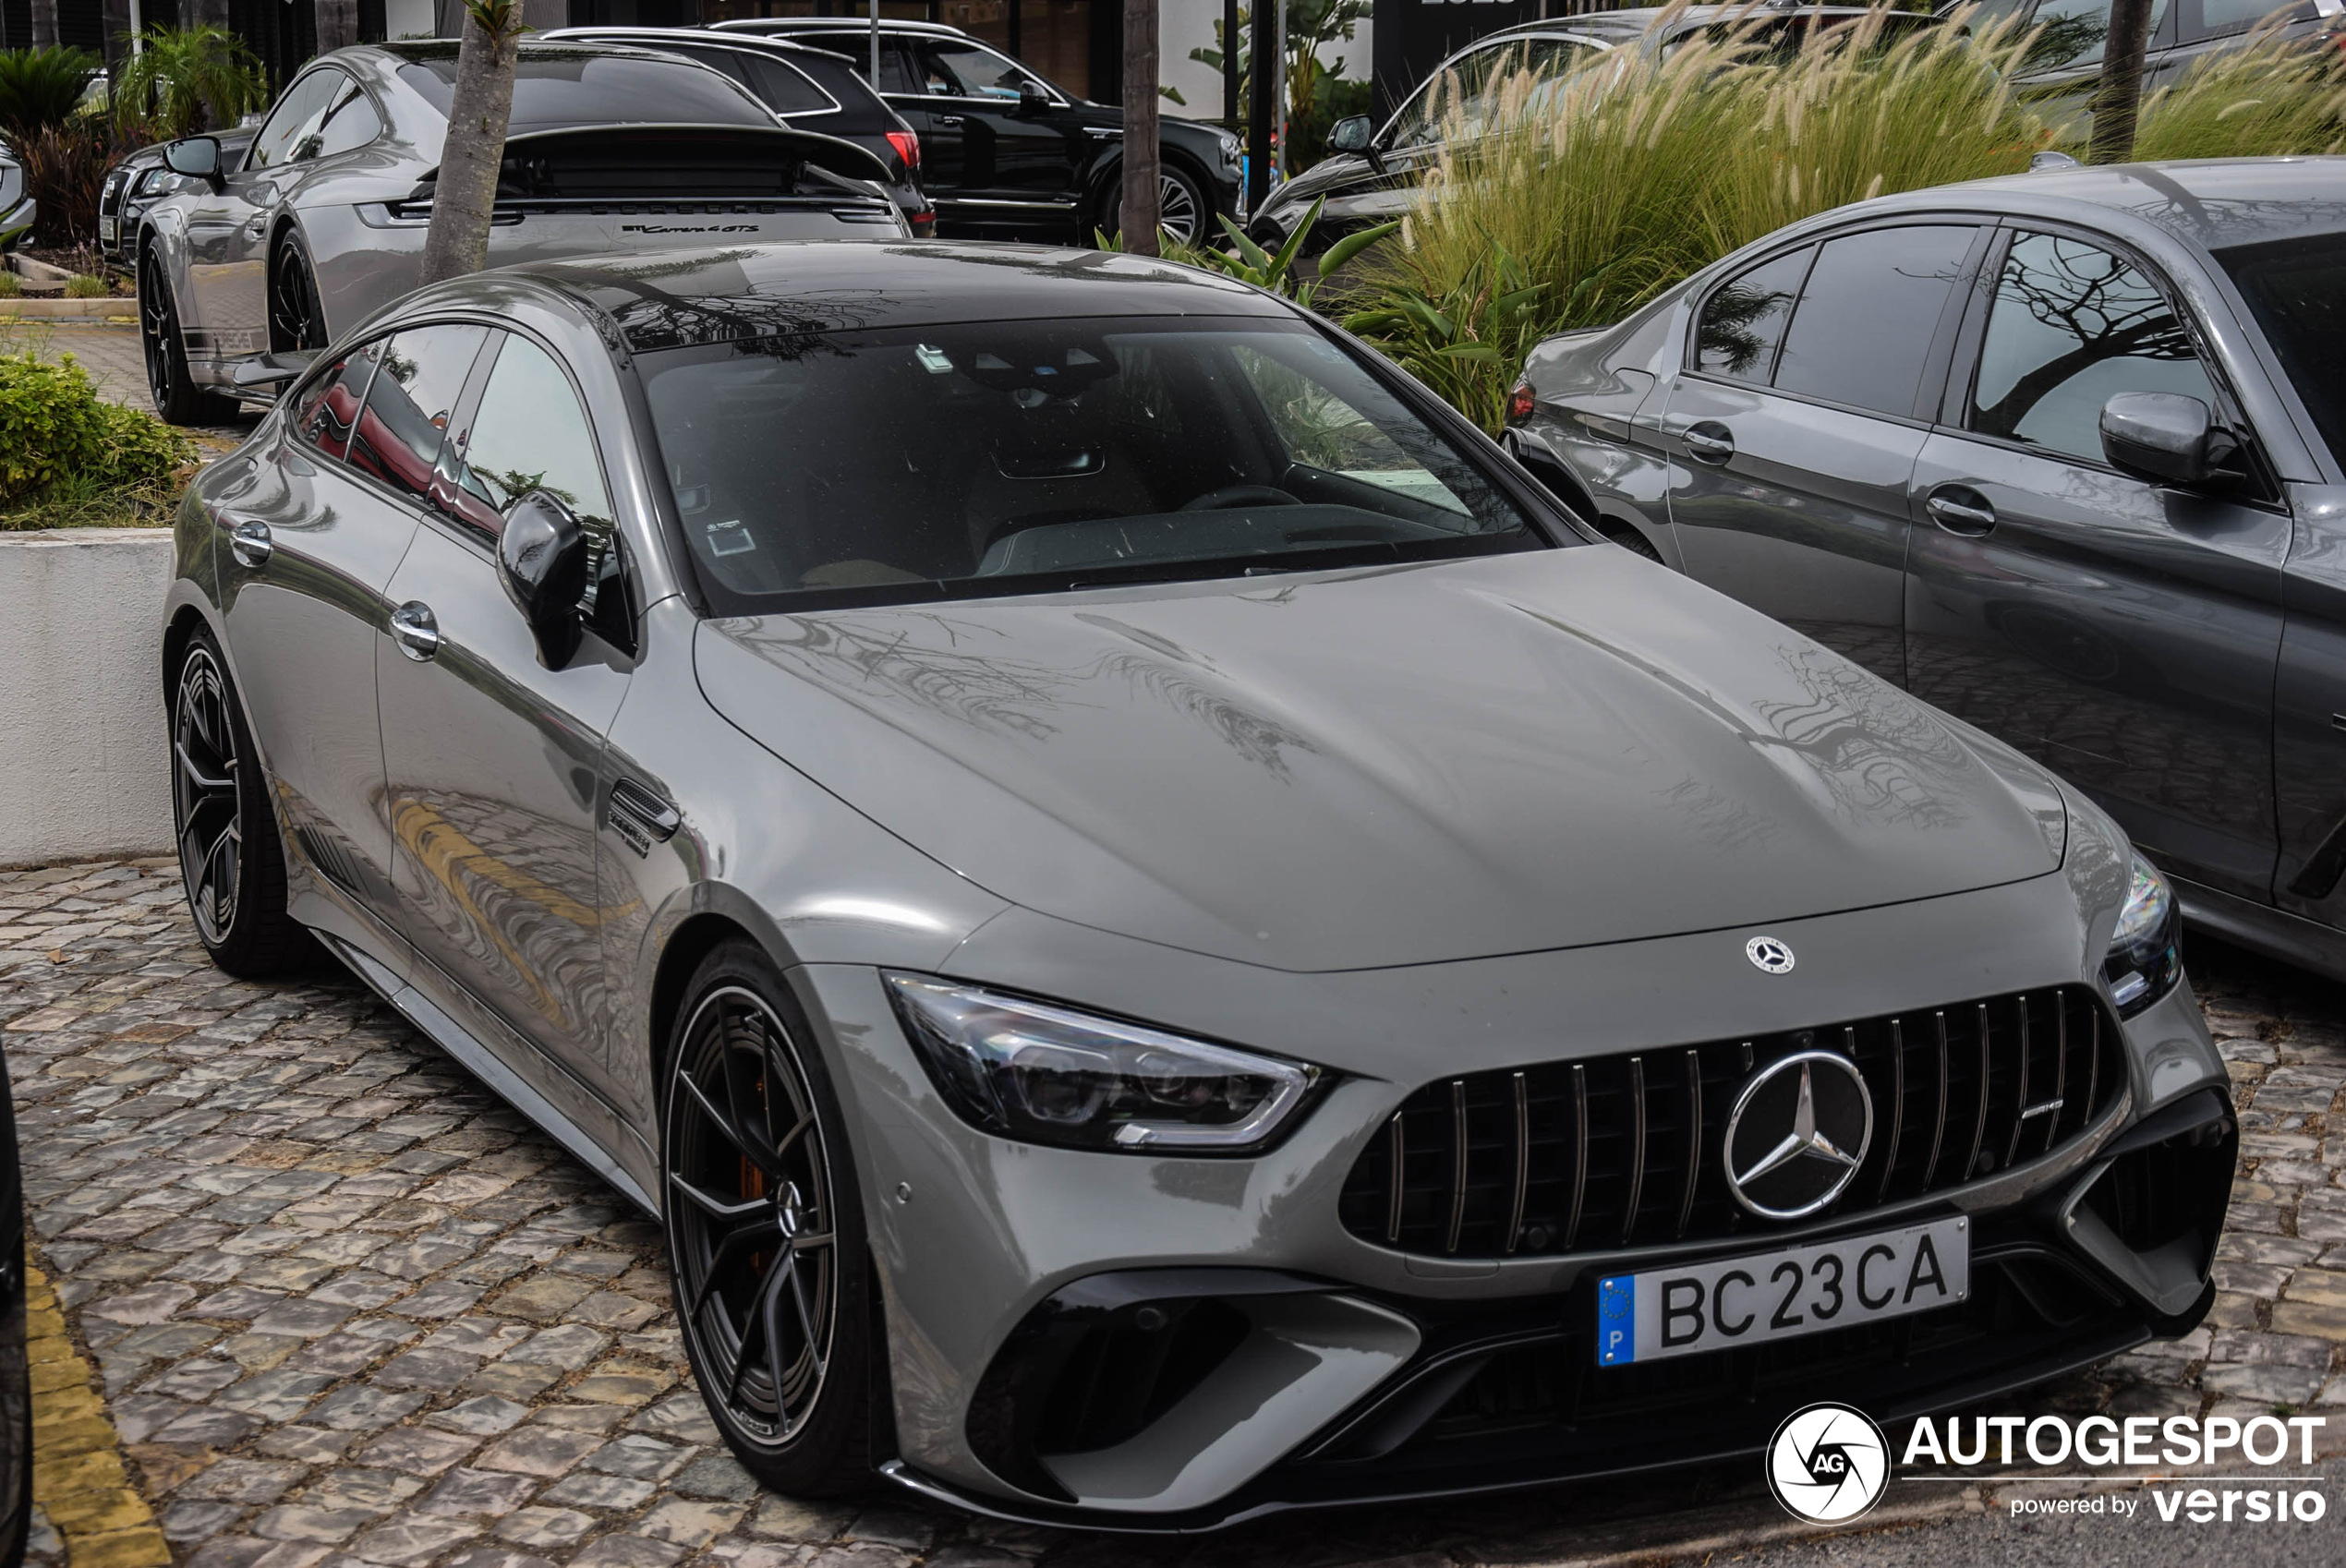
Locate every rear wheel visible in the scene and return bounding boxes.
[665,943,879,1496]
[1096,163,1212,250]
[268,230,327,354]
[139,248,237,427]
[171,631,307,976]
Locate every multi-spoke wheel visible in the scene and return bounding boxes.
[169,633,305,976]
[1097,164,1212,250]
[139,247,236,426]
[268,232,327,354]
[665,944,877,1494]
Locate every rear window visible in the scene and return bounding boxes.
[780,50,896,133]
[641,316,1546,611]
[397,50,775,135]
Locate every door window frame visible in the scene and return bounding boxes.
[1935,217,2281,504]
[1678,219,1992,428]
[284,322,493,514]
[242,66,382,174]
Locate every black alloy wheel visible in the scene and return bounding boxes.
[139,247,236,426]
[171,633,306,976]
[268,232,328,354]
[665,943,877,1495]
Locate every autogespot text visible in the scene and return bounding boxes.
[1902,1413,2329,1524]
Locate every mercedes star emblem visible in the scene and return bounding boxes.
[1723,1051,1874,1219]
[1746,935,1796,974]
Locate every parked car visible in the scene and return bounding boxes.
[163,237,2231,1525]
[1508,157,2346,983]
[1250,5,1934,253]
[0,1049,28,1568]
[713,17,1243,245]
[543,26,936,237]
[97,126,257,271]
[132,40,906,427]
[0,145,30,252]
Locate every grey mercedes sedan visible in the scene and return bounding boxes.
[132,39,902,426]
[163,243,2233,1526]
[1506,157,2346,988]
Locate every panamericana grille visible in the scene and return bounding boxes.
[1338,985,2122,1260]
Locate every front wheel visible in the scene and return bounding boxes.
[665,943,880,1496]
[139,248,237,427]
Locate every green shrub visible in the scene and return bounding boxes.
[0,45,101,144]
[63,273,108,299]
[0,350,194,519]
[111,25,270,140]
[2132,19,2346,159]
[0,271,19,299]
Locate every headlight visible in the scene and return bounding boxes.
[1216,131,1242,166]
[2104,854,2183,1018]
[885,973,1320,1153]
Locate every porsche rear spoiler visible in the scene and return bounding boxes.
[400,123,897,211]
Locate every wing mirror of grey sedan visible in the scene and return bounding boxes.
[2099,392,2243,489]
[1328,115,1374,154]
[498,489,590,669]
[162,136,224,191]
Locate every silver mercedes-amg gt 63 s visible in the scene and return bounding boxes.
[160,241,2235,1527]
[132,39,902,426]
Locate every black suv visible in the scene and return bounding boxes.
[714,17,1242,246]
[544,26,936,235]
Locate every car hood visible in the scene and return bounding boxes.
[694,549,2065,972]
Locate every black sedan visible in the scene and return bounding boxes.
[713,17,1244,246]
[1506,157,2346,983]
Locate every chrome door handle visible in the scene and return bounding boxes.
[1926,487,1997,537]
[1682,422,1735,464]
[933,115,963,127]
[390,601,441,662]
[228,519,272,569]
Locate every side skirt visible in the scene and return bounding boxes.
[2171,873,2346,985]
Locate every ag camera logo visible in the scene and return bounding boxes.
[1767,1402,1890,1524]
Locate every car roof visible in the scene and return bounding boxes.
[543,26,848,62]
[514,241,1290,352]
[1839,157,2346,256]
[1477,5,1894,43]
[714,17,971,38]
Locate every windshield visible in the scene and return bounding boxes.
[641,317,1545,611]
[2218,231,2346,472]
[397,51,774,135]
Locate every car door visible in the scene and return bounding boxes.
[1662,223,1986,683]
[214,324,485,961]
[377,329,635,1101]
[182,66,376,356]
[905,36,1081,216]
[1904,224,2288,903]
[1996,0,2179,134]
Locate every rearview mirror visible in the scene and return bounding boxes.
[163,136,224,188]
[1328,115,1374,154]
[498,489,590,668]
[2099,392,2240,488]
[1016,86,1052,116]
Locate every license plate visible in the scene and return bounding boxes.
[1596,1216,1968,1365]
[99,217,117,242]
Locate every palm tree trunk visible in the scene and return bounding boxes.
[2090,0,2157,164]
[30,0,57,51]
[418,2,522,287]
[1121,0,1160,254]
[316,1,360,54]
[187,0,230,25]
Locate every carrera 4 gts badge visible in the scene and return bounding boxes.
[621,223,758,235]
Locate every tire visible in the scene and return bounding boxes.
[268,230,328,355]
[139,247,238,427]
[664,941,881,1497]
[170,630,308,977]
[1096,162,1214,250]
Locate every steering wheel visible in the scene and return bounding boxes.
[1179,484,1301,512]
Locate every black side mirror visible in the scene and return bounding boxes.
[2099,392,2241,488]
[1016,87,1052,116]
[498,489,590,668]
[1327,115,1374,154]
[163,136,224,189]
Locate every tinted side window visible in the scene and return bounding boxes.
[1773,225,1977,417]
[291,342,383,464]
[246,70,343,171]
[1695,246,1812,382]
[2181,0,2310,40]
[451,336,614,550]
[2018,0,2172,72]
[737,54,834,115]
[308,79,381,160]
[924,41,1045,99]
[347,325,490,503]
[1968,231,2216,464]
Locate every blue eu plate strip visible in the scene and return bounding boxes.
[1598,1274,1635,1365]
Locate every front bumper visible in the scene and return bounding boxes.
[797,871,2233,1527]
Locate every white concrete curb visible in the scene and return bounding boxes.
[0,527,176,866]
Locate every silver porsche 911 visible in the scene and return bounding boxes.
[132,39,903,426]
[160,241,2235,1527]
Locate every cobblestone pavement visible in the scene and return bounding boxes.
[1,321,261,452]
[6,858,2344,1568]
